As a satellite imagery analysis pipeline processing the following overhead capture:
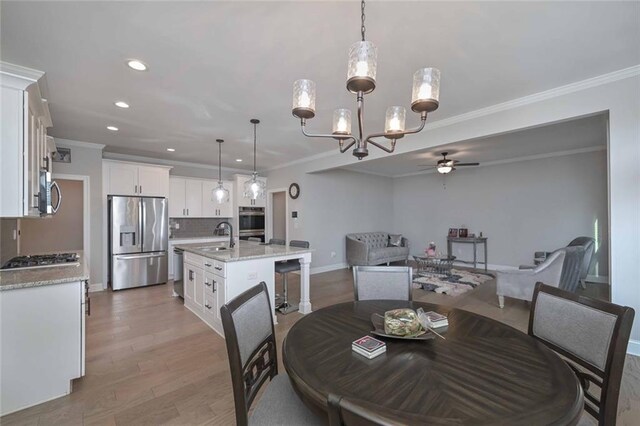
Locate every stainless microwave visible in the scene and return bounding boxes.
[38,170,62,216]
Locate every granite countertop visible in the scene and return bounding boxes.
[169,235,229,241]
[175,241,313,263]
[0,251,90,291]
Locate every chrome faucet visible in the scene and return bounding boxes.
[215,221,235,248]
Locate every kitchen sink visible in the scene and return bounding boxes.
[199,246,228,252]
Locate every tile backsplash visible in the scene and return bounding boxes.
[169,218,229,239]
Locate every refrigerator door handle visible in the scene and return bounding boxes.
[138,198,144,251]
[116,253,166,260]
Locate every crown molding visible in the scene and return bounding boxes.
[54,138,105,150]
[266,65,640,174]
[102,151,250,174]
[391,145,606,178]
[0,61,44,83]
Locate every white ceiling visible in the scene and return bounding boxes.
[1,2,637,171]
[343,113,608,177]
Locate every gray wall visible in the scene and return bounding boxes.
[20,179,84,254]
[0,219,19,264]
[267,165,394,270]
[272,191,286,240]
[53,139,104,285]
[392,150,608,276]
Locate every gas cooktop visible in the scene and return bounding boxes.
[1,253,79,270]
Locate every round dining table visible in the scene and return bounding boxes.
[282,300,584,425]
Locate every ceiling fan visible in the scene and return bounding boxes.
[418,152,480,174]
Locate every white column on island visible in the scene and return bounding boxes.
[298,253,312,314]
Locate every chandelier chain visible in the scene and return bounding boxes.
[361,0,366,41]
[253,122,257,173]
[218,142,222,182]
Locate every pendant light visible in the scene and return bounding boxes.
[212,139,229,203]
[243,119,266,200]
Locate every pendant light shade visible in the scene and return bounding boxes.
[212,139,229,204]
[346,41,377,94]
[243,119,266,200]
[332,109,352,135]
[411,68,441,113]
[292,79,316,119]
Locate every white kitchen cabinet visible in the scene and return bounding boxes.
[1,62,53,218]
[168,237,228,279]
[202,180,234,217]
[170,177,234,218]
[103,160,171,197]
[169,178,187,218]
[235,175,267,208]
[184,261,202,305]
[0,280,85,416]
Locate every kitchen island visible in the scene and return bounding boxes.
[175,241,313,336]
[0,253,89,416]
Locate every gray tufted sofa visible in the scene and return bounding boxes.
[346,232,409,267]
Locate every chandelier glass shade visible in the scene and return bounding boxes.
[243,119,266,200]
[212,139,229,204]
[291,0,440,160]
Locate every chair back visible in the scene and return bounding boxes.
[269,238,286,245]
[220,282,278,426]
[290,240,310,248]
[568,237,596,280]
[529,283,635,425]
[328,394,398,426]
[353,266,412,301]
[557,246,585,292]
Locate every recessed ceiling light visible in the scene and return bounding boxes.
[167,148,176,152]
[107,126,119,131]
[115,101,129,108]
[127,59,148,71]
[235,158,243,162]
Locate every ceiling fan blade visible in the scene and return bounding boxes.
[455,162,480,166]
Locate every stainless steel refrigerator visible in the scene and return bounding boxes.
[108,196,168,290]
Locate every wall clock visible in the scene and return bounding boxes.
[289,183,300,199]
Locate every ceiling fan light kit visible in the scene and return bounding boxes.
[291,0,441,160]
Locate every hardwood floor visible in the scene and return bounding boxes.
[1,268,638,425]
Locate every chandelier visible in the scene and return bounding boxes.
[243,119,266,200]
[291,0,441,160]
[212,139,229,203]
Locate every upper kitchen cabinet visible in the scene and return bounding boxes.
[169,176,234,218]
[103,160,171,197]
[235,175,267,208]
[201,180,234,218]
[0,62,54,218]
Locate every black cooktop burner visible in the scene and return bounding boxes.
[1,253,79,270]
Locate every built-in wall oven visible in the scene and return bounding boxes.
[238,207,265,242]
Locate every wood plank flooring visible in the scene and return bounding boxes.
[1,267,638,425]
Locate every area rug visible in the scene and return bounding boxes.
[413,269,494,297]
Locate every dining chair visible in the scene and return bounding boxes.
[269,238,286,245]
[528,282,635,426]
[352,266,413,301]
[327,394,398,426]
[275,240,310,314]
[220,282,323,426]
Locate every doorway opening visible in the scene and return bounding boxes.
[267,189,288,243]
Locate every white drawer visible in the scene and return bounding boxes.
[204,259,226,277]
[184,252,203,267]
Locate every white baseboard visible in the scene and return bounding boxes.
[310,262,348,275]
[88,283,104,292]
[451,261,516,272]
[586,274,609,284]
[628,340,640,356]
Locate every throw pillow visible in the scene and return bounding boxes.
[388,234,402,247]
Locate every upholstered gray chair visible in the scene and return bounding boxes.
[220,282,323,426]
[268,238,286,245]
[275,240,310,314]
[529,283,635,426]
[535,237,595,288]
[497,250,565,308]
[346,232,409,266]
[353,266,413,301]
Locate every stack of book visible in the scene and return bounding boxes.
[352,336,386,359]
[422,311,449,328]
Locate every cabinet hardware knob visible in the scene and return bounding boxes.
[204,263,212,267]
[215,266,222,271]
[205,281,212,287]
[205,303,212,309]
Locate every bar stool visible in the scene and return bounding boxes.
[275,240,310,315]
